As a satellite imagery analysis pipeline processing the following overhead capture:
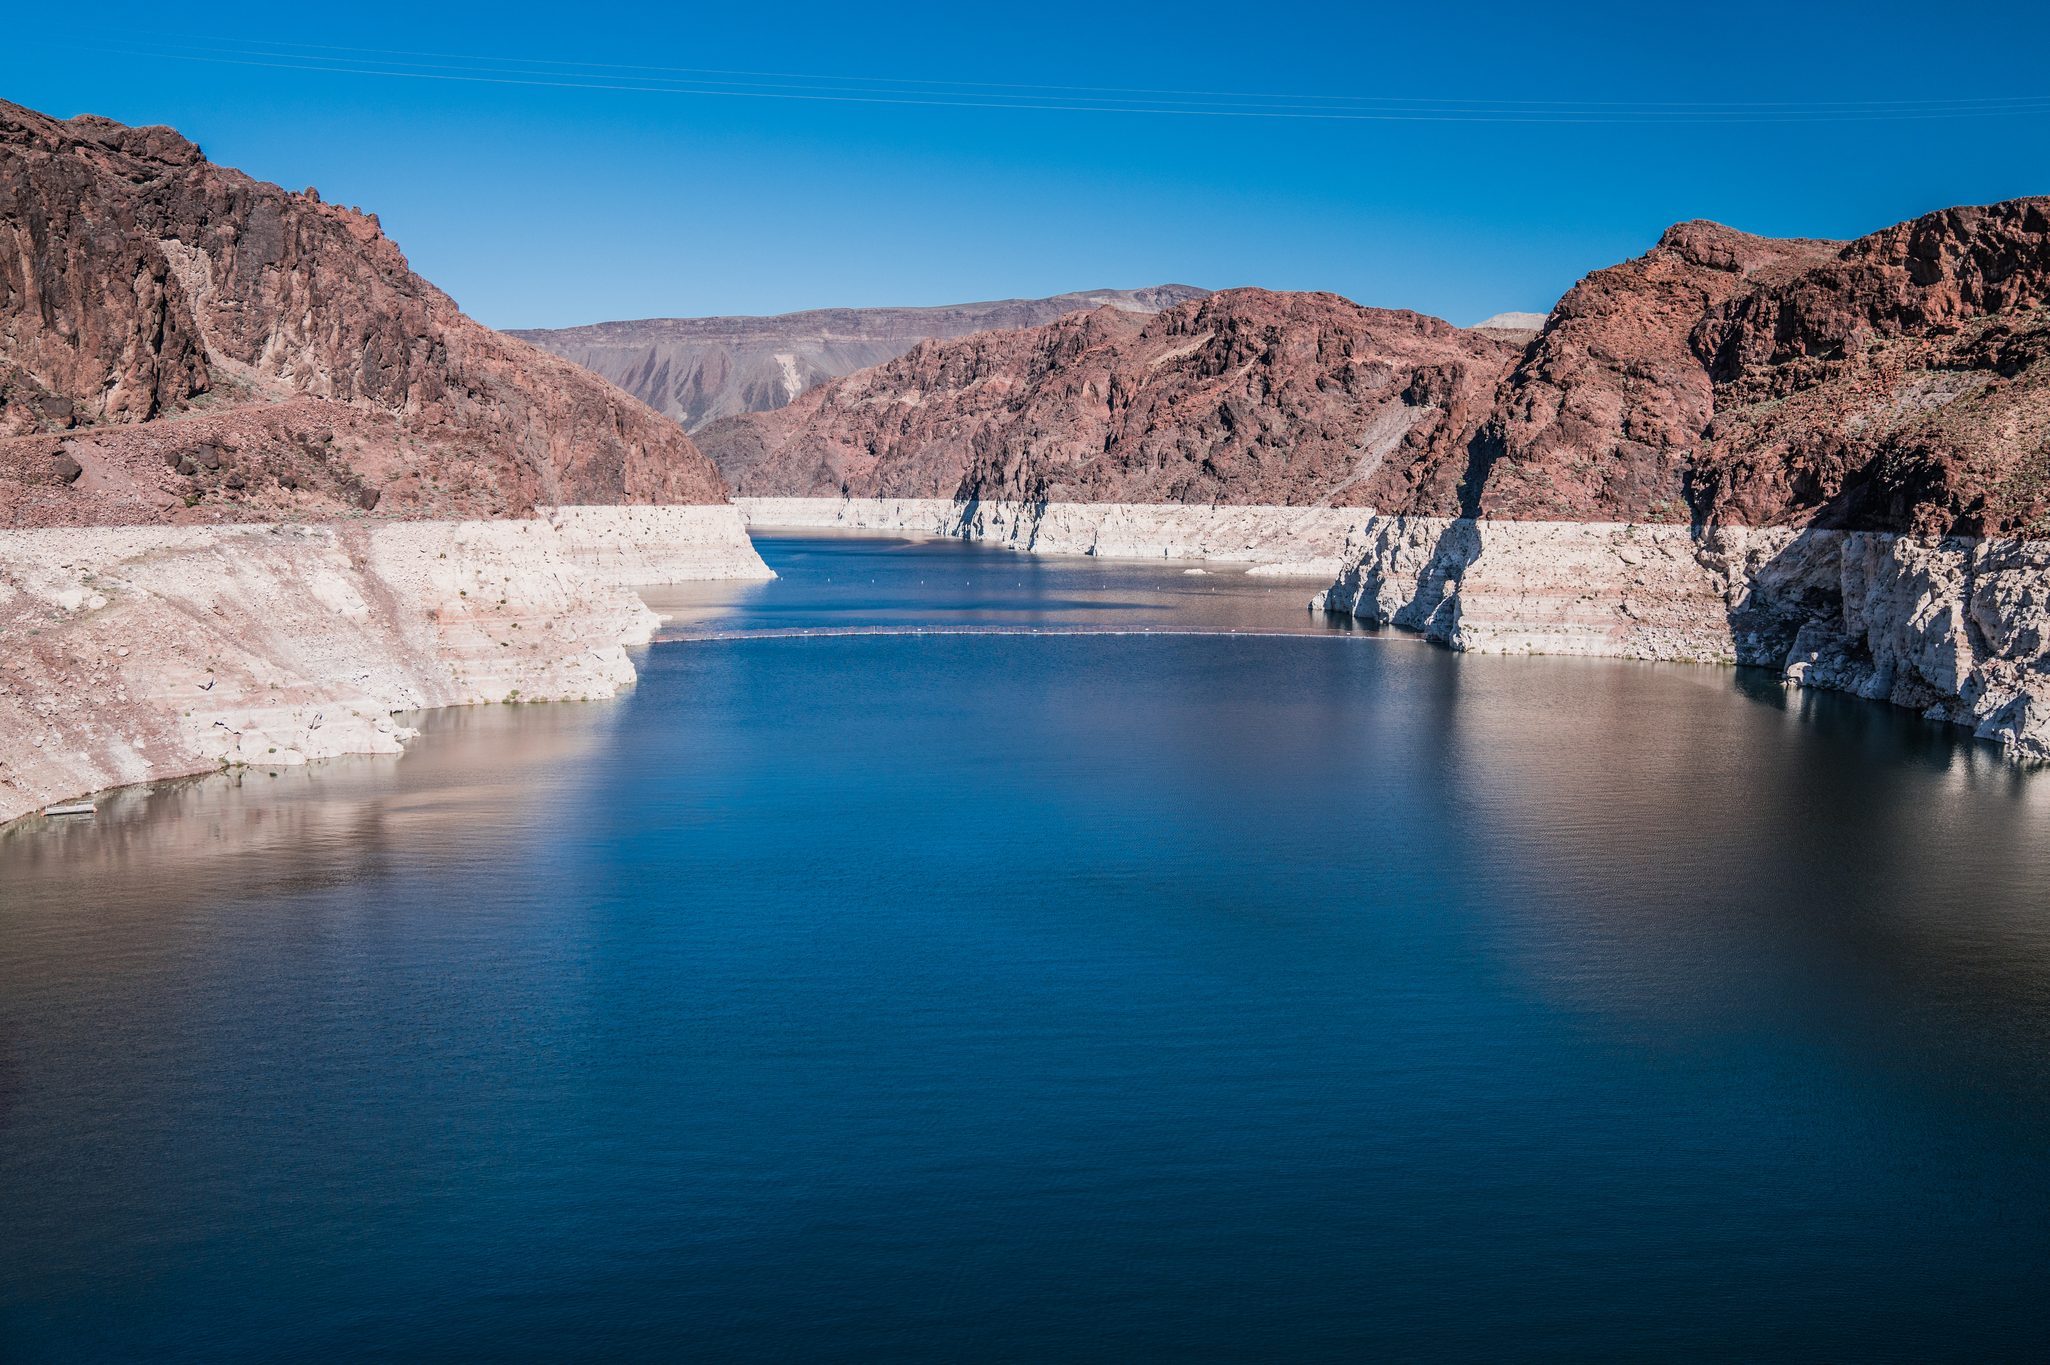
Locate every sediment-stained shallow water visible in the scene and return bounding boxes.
[5,534,2050,1360]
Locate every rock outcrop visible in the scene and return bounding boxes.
[511,286,1208,433]
[705,197,2050,762]
[699,289,1525,510]
[0,99,771,821]
[1479,201,2050,536]
[1313,518,2050,763]
[1318,201,2050,762]
[1689,199,2050,536]
[0,98,732,523]
[1475,223,1841,522]
[0,509,769,824]
[736,497,1368,578]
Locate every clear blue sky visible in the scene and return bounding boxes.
[7,2,2048,329]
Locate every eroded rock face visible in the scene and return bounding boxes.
[0,99,729,524]
[0,99,779,820]
[1691,200,2050,536]
[512,286,1210,432]
[1476,223,1841,522]
[703,198,2050,543]
[1318,517,2050,763]
[0,504,772,823]
[699,289,1524,512]
[734,496,1369,577]
[1483,201,2050,536]
[0,519,645,824]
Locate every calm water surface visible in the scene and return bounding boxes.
[4,533,2050,1361]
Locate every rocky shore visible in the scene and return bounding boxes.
[0,506,771,824]
[0,100,785,823]
[736,496,1362,576]
[745,493,2050,764]
[1314,517,2050,763]
[688,198,2050,766]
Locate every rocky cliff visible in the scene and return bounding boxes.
[0,99,768,821]
[1477,201,2050,536]
[0,512,773,824]
[1313,518,2050,763]
[704,198,2050,762]
[511,285,1208,432]
[0,98,732,525]
[699,288,1525,509]
[724,198,2049,542]
[1323,198,2050,762]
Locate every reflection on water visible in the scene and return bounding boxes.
[642,532,1369,638]
[1429,653,2050,1089]
[2,703,622,915]
[4,535,2049,1361]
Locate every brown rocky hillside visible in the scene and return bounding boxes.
[1481,201,2050,535]
[511,286,1209,432]
[0,99,730,529]
[698,289,1525,514]
[704,200,2050,538]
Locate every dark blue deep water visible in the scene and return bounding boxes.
[5,534,2050,1361]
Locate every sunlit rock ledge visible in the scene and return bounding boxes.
[734,496,1363,577]
[1314,516,2050,764]
[0,507,771,824]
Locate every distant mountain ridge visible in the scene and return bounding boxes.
[700,198,2050,536]
[510,286,1210,432]
[696,289,1521,507]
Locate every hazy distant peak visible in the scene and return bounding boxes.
[512,286,1210,431]
[1471,311,1548,335]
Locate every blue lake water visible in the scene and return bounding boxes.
[5,532,2050,1361]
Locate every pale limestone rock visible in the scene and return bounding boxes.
[0,507,769,823]
[1321,516,2050,764]
[735,496,1366,577]
[545,504,775,584]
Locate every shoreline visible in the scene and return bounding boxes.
[11,503,2047,827]
[1315,515,2050,765]
[751,497,2050,765]
[732,496,1364,577]
[0,506,771,826]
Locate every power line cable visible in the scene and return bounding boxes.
[105,42,2050,124]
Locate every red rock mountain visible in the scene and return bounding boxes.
[1474,223,1841,522]
[1691,200,2050,535]
[1482,201,2050,535]
[511,286,1209,433]
[697,289,1525,512]
[0,99,729,528]
[702,200,2050,538]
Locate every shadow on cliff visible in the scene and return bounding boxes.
[1382,429,1497,637]
[1705,448,1967,689]
[1706,461,2048,765]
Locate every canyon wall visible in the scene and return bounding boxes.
[715,198,2050,761]
[1313,517,2050,763]
[1,99,773,820]
[0,100,732,517]
[1310,197,2050,759]
[698,290,1523,508]
[0,507,770,824]
[736,496,1365,577]
[511,286,1209,432]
